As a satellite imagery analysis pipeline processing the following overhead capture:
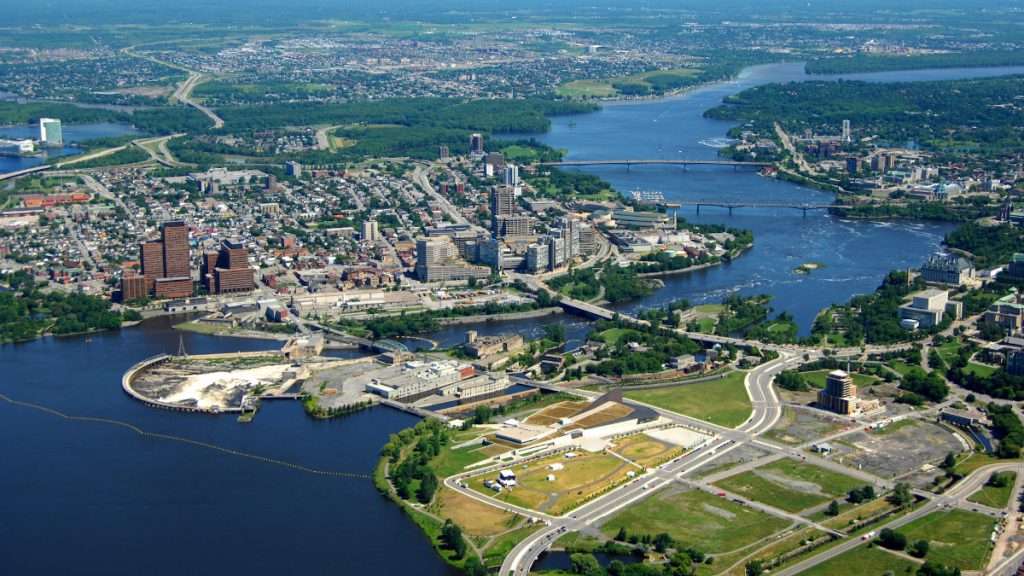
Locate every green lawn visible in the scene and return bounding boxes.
[625,370,751,427]
[899,509,996,571]
[714,458,866,514]
[599,488,791,554]
[800,369,879,389]
[556,79,617,98]
[967,472,1017,509]
[888,360,924,378]
[934,340,964,369]
[965,362,999,377]
[429,444,494,478]
[799,545,919,576]
[595,327,643,346]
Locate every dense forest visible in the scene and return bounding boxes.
[945,223,1024,269]
[212,98,596,135]
[806,51,1024,75]
[706,75,1024,158]
[0,271,134,343]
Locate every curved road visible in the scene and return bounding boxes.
[497,352,798,576]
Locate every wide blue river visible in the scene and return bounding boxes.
[531,62,1023,333]
[3,63,1023,574]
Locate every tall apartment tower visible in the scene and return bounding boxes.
[361,220,380,242]
[438,145,449,160]
[469,133,484,156]
[39,118,63,147]
[841,119,851,143]
[490,186,516,235]
[503,164,520,187]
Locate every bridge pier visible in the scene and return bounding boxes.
[802,207,808,217]
[696,204,700,215]
[728,206,733,216]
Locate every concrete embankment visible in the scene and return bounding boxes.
[121,351,287,414]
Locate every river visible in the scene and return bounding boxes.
[0,316,458,576]
[529,62,1024,334]
[3,62,1022,574]
[0,122,140,173]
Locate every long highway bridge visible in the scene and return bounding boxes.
[538,159,770,168]
[676,199,846,215]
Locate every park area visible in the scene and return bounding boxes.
[598,485,792,554]
[714,458,866,514]
[467,451,640,515]
[899,509,996,571]
[625,370,751,427]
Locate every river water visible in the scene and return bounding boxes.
[530,62,1024,334]
[0,317,458,576]
[3,63,1023,574]
[0,122,140,173]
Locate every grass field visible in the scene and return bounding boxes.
[965,362,999,377]
[555,79,617,98]
[599,487,791,553]
[595,327,643,346]
[434,488,518,537]
[609,434,681,468]
[798,544,919,576]
[174,320,235,335]
[715,458,866,513]
[888,360,924,378]
[801,369,879,389]
[625,370,751,427]
[934,340,964,369]
[468,451,638,515]
[430,444,496,478]
[967,472,1017,509]
[899,509,996,570]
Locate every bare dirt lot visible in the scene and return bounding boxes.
[825,419,965,480]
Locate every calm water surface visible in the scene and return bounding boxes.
[0,122,139,173]
[0,317,458,575]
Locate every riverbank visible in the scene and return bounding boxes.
[436,307,563,326]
